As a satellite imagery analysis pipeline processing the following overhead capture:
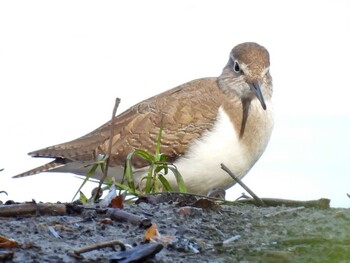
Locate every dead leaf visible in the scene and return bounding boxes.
[193,198,220,211]
[144,224,159,241]
[100,218,113,224]
[144,224,173,244]
[111,195,124,209]
[0,235,19,248]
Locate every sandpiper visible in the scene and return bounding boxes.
[14,42,274,194]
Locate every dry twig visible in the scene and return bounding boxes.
[94,97,121,201]
[0,203,66,217]
[69,240,126,259]
[264,206,305,217]
[220,163,265,206]
[237,197,330,209]
[107,208,152,228]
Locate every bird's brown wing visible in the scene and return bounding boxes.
[28,78,222,168]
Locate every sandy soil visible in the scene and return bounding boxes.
[1,196,350,263]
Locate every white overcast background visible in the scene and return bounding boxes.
[1,1,350,207]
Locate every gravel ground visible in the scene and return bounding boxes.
[1,197,350,263]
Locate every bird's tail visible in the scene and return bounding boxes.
[13,158,67,178]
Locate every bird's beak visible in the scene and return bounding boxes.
[250,81,266,110]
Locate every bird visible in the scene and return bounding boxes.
[14,42,274,195]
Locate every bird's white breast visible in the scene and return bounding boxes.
[170,101,273,194]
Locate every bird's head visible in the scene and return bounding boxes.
[219,42,272,110]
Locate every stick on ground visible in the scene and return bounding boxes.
[220,163,265,206]
[94,97,121,200]
[70,240,126,259]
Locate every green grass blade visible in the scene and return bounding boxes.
[159,153,167,162]
[114,182,137,193]
[154,164,165,174]
[144,166,154,193]
[133,149,154,163]
[124,152,136,192]
[155,126,163,161]
[79,191,88,204]
[71,162,101,201]
[168,166,187,193]
[158,174,173,191]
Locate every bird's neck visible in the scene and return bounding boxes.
[221,96,274,158]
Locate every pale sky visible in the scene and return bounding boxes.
[1,0,350,207]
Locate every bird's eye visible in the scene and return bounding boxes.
[233,61,241,73]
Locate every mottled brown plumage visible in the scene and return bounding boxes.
[14,42,274,195]
[28,78,222,167]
